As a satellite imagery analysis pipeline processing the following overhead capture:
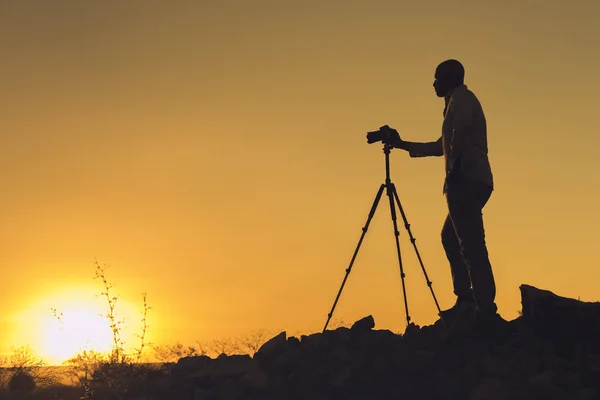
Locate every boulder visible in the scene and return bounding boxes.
[351,315,375,332]
[188,354,254,380]
[253,331,287,369]
[468,377,522,400]
[175,355,212,373]
[520,284,600,341]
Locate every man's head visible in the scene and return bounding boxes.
[433,59,465,98]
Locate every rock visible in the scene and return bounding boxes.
[478,354,513,378]
[461,360,484,388]
[403,322,421,337]
[323,326,351,343]
[403,322,447,353]
[331,365,353,389]
[350,315,375,331]
[176,355,212,373]
[364,329,400,354]
[432,373,461,400]
[520,284,600,342]
[287,336,300,347]
[270,346,303,375]
[300,332,330,352]
[511,348,543,376]
[241,365,268,390]
[528,370,556,388]
[469,378,522,400]
[159,285,600,400]
[398,349,436,373]
[193,387,213,400]
[526,383,572,400]
[589,355,600,373]
[578,388,600,400]
[212,377,249,400]
[188,355,254,382]
[254,331,286,368]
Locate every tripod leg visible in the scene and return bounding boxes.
[323,184,386,332]
[386,182,411,327]
[391,183,444,320]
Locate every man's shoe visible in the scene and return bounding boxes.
[439,298,476,325]
[473,307,511,341]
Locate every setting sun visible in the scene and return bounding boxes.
[7,287,143,365]
[42,307,114,364]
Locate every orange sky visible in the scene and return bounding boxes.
[1,1,599,363]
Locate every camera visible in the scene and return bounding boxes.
[366,125,399,145]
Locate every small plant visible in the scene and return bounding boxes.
[63,349,105,384]
[150,329,275,364]
[94,260,127,364]
[52,260,154,399]
[235,329,274,356]
[133,292,151,362]
[208,337,242,357]
[0,346,65,394]
[152,342,207,364]
[329,317,350,329]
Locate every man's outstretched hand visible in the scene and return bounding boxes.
[381,125,401,146]
[366,125,404,148]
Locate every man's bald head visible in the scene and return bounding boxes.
[433,59,465,98]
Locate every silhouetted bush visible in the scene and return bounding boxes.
[8,371,35,392]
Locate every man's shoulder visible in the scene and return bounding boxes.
[450,87,481,110]
[452,86,477,101]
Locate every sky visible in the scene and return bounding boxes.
[1,0,599,364]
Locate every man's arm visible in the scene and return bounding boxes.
[394,136,443,157]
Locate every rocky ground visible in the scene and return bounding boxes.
[10,285,597,400]
[152,285,600,400]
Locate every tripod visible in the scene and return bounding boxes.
[323,143,443,332]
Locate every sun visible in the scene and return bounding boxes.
[9,287,142,365]
[42,306,115,363]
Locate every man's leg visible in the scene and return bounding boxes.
[446,178,497,315]
[441,214,474,302]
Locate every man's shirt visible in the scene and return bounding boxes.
[406,85,494,193]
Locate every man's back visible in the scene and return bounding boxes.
[443,85,493,190]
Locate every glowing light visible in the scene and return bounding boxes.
[41,306,114,364]
[9,287,143,365]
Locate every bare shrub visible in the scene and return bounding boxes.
[152,342,207,364]
[8,371,35,392]
[52,260,154,399]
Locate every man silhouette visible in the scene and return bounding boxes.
[382,59,499,327]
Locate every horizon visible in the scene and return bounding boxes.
[1,1,599,365]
